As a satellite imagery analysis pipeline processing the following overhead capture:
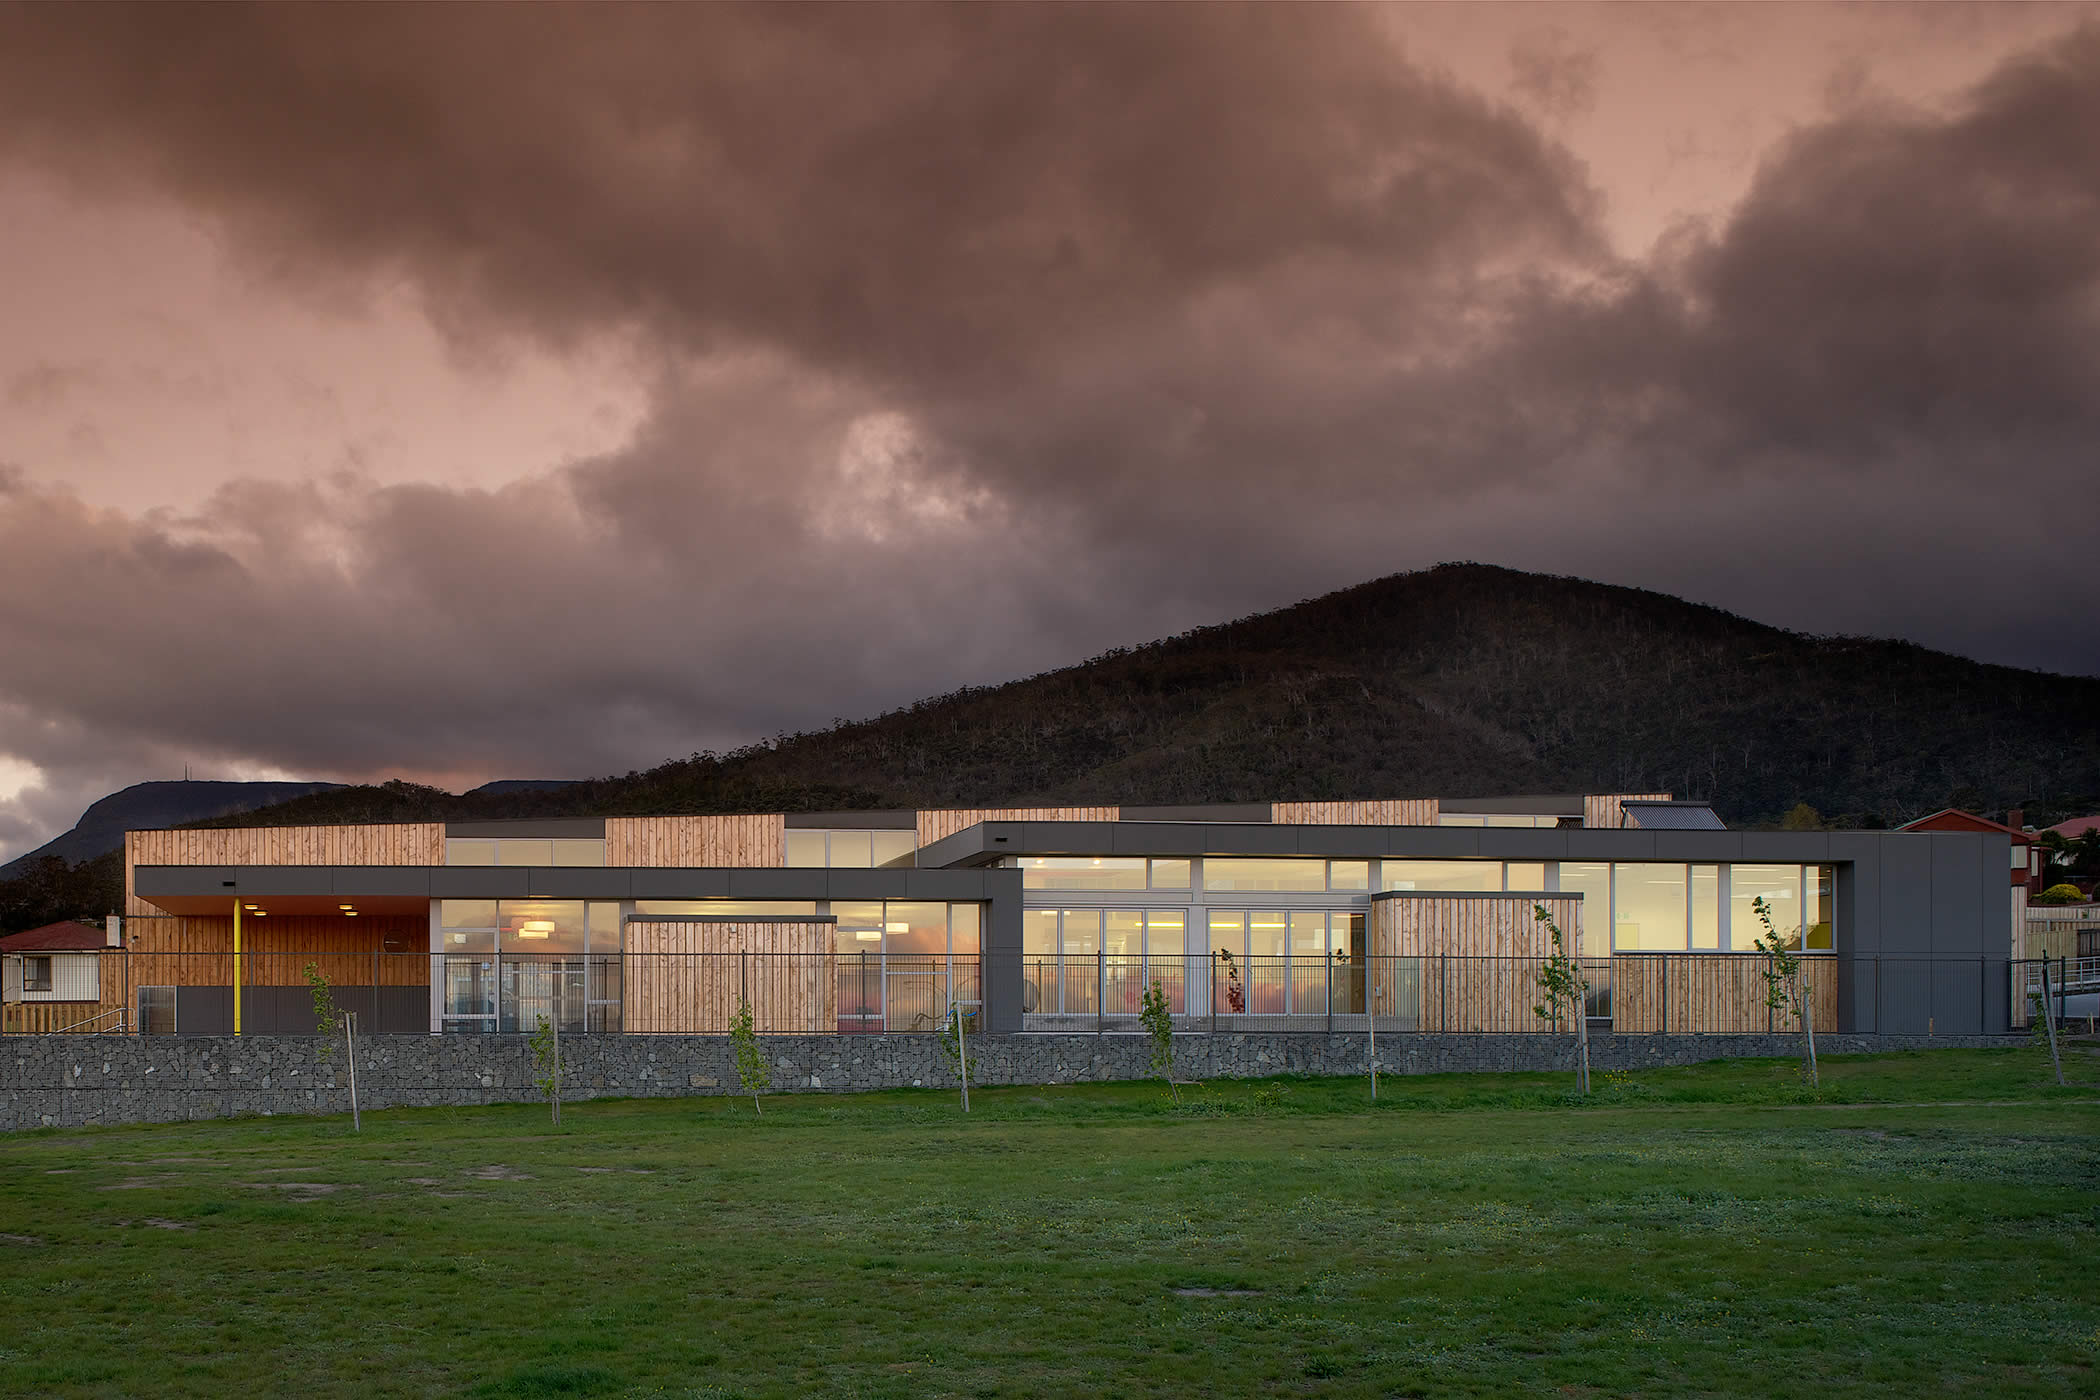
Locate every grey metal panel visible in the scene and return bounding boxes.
[1021,821,1120,854]
[1647,832,1743,863]
[1287,826,1391,858]
[175,986,232,1035]
[1200,825,1303,855]
[1931,958,1985,1035]
[784,810,916,829]
[982,881,1025,1033]
[1557,830,1658,861]
[1622,802,1727,830]
[1929,835,1989,956]
[525,868,634,899]
[627,869,732,899]
[446,818,606,839]
[725,869,828,900]
[1464,829,1563,860]
[1841,852,1880,957]
[133,867,239,898]
[1874,838,1934,956]
[429,867,532,897]
[330,867,436,897]
[226,867,333,896]
[1384,828,1486,859]
[895,869,1011,900]
[1109,823,1208,855]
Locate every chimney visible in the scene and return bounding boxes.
[2008,807,2026,831]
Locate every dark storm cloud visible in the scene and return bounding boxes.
[0,5,2095,848]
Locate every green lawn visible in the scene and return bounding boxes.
[3,1047,2097,1398]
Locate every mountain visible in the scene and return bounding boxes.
[8,563,2099,931]
[183,563,2100,831]
[0,780,344,878]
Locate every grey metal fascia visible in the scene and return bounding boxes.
[445,818,608,839]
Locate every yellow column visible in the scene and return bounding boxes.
[232,898,243,1037]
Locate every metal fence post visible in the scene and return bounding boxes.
[1661,954,1669,1037]
[1097,950,1104,1035]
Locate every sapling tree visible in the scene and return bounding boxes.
[729,993,770,1114]
[530,1013,563,1127]
[1140,978,1179,1102]
[934,1003,974,1112]
[1752,895,1819,1088]
[1531,904,1590,1095]
[1215,947,1246,1014]
[304,962,341,1061]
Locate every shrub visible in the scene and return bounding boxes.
[2034,883,2088,905]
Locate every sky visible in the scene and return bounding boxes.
[0,2,2096,860]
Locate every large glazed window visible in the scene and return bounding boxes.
[1021,856,1148,891]
[445,838,604,867]
[1731,865,1802,949]
[830,901,985,1033]
[1380,861,1505,893]
[1614,865,1688,951]
[786,829,917,868]
[1203,858,1328,893]
[440,898,621,1034]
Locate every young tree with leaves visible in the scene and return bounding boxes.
[935,1002,973,1112]
[729,993,770,1114]
[1531,904,1590,1095]
[1140,978,1178,1102]
[530,1012,563,1126]
[304,961,341,1062]
[1751,894,1819,1087]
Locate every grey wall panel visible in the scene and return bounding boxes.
[725,869,822,899]
[525,869,633,899]
[1874,958,1932,1035]
[331,868,437,897]
[627,869,732,899]
[1470,829,1564,860]
[1558,831,1658,861]
[175,986,232,1035]
[982,888,1024,1034]
[1874,839,1934,955]
[1930,958,1986,1035]
[1288,826,1391,858]
[1929,836,1988,956]
[784,810,914,829]
[1199,825,1300,856]
[1109,823,1208,855]
[430,868,531,897]
[1649,832,1745,863]
[1384,828,1485,859]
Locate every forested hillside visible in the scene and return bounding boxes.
[8,564,2096,929]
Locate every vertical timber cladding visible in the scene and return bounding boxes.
[1609,955,1838,1034]
[1372,893,1580,1033]
[603,816,786,866]
[121,915,431,987]
[1583,794,1674,829]
[1271,799,1439,826]
[622,919,836,1033]
[122,824,446,916]
[915,807,1121,846]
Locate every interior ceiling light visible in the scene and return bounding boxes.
[515,919,555,939]
[344,910,359,917]
[339,904,355,911]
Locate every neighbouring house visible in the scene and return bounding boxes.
[94,789,2022,1040]
[1,919,125,1033]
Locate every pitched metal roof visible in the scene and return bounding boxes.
[0,920,108,952]
[1620,801,1727,830]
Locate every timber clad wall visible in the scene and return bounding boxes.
[121,914,430,989]
[604,816,785,867]
[623,920,835,1033]
[124,825,445,915]
[1272,799,1438,826]
[916,807,1120,846]
[1610,955,1836,1034]
[1583,794,1673,829]
[1371,895,1580,1033]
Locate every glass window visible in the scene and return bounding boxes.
[445,839,497,866]
[1024,856,1148,891]
[441,899,499,928]
[551,840,606,867]
[1691,866,1720,950]
[1805,865,1835,950]
[589,902,621,953]
[1506,863,1547,892]
[871,830,917,866]
[829,830,874,869]
[632,900,820,917]
[1613,865,1687,951]
[1208,910,1245,960]
[950,903,981,954]
[1557,862,1611,957]
[1381,860,1502,892]
[1247,912,1289,958]
[1149,858,1192,889]
[885,902,947,955]
[1062,909,1103,957]
[1329,860,1371,891]
[1023,909,1059,954]
[500,900,587,954]
[1146,911,1186,958]
[785,830,826,867]
[499,839,553,867]
[1204,858,1327,892]
[1731,865,1801,950]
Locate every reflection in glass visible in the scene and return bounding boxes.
[785,830,826,867]
[1732,865,1800,949]
[1023,856,1147,891]
[1381,861,1502,892]
[1149,858,1192,889]
[1506,863,1548,892]
[1806,865,1835,950]
[445,839,497,866]
[1329,861,1371,891]
[1557,863,1611,956]
[871,830,917,866]
[499,840,553,867]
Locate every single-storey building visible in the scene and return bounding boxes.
[1,919,125,1033]
[101,791,2020,1040]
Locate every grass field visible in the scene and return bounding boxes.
[3,1047,2097,1398]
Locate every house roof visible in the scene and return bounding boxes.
[0,920,108,952]
[1898,809,2035,842]
[2047,815,2100,841]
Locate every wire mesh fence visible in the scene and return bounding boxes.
[0,946,2044,1037]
